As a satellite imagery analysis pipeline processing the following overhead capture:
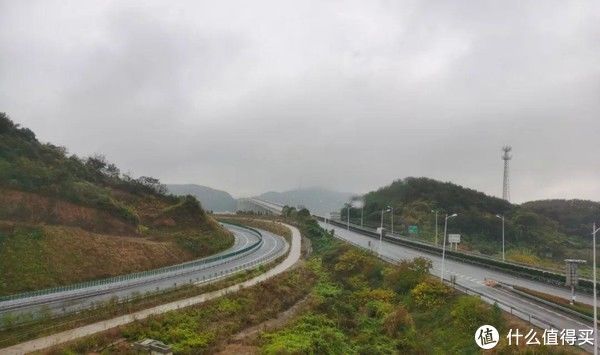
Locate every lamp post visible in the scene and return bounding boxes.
[593,222,600,355]
[440,213,458,282]
[346,203,351,230]
[378,206,392,256]
[361,205,364,227]
[432,210,439,245]
[391,206,394,235]
[496,214,505,261]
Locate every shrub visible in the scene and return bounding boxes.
[410,279,451,309]
[384,257,431,294]
[383,305,414,337]
[262,314,353,354]
[451,296,503,333]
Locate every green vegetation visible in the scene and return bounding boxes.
[50,215,577,354]
[522,199,600,238]
[0,113,234,294]
[50,257,317,354]
[261,216,578,354]
[0,113,176,223]
[260,217,507,354]
[345,177,592,268]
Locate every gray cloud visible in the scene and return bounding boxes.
[1,0,599,201]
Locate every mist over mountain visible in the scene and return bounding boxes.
[257,187,354,215]
[167,184,236,212]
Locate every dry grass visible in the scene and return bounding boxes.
[0,220,233,296]
[0,188,136,235]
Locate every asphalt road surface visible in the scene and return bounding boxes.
[322,221,597,353]
[0,224,288,321]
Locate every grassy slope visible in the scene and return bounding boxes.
[0,222,191,295]
[0,193,235,296]
[0,114,234,295]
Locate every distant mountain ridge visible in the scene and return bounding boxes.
[167,184,237,212]
[257,187,353,215]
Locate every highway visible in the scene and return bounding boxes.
[322,221,597,353]
[0,224,288,323]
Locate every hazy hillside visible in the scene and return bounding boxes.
[258,187,353,215]
[0,113,233,295]
[522,199,600,237]
[167,184,236,212]
[348,177,589,266]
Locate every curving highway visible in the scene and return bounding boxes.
[0,224,288,323]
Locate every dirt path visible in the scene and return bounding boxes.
[0,223,302,355]
[214,292,312,354]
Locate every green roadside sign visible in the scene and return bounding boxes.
[408,225,418,234]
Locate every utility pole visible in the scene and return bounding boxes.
[378,206,391,257]
[502,146,512,201]
[346,204,350,230]
[496,214,506,261]
[391,206,394,235]
[432,210,439,245]
[440,213,458,282]
[593,222,600,355]
[361,205,364,227]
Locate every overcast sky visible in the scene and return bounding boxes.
[1,1,599,201]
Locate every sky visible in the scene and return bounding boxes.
[1,1,599,201]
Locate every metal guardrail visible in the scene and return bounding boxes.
[0,231,291,336]
[497,281,596,323]
[0,223,263,303]
[318,216,595,292]
[446,280,562,331]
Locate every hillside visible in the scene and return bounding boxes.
[167,184,236,212]
[258,187,353,215]
[0,113,234,295]
[348,177,590,267]
[521,199,600,237]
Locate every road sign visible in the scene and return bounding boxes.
[448,234,461,243]
[565,259,586,287]
[408,225,418,234]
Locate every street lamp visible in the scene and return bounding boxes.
[592,222,600,355]
[432,210,439,245]
[361,205,364,227]
[440,213,458,282]
[378,206,392,256]
[496,214,506,261]
[390,206,394,235]
[345,203,351,230]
